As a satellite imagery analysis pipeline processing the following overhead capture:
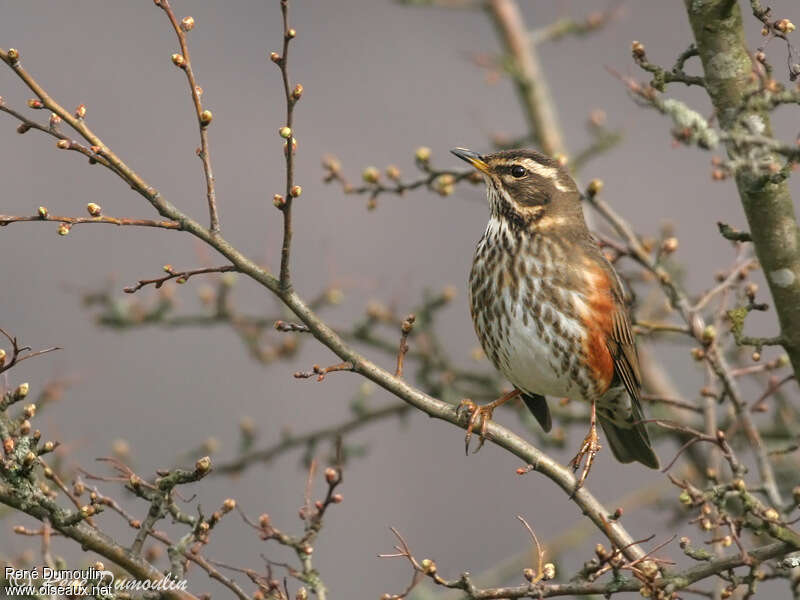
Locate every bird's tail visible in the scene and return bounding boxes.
[599,416,659,469]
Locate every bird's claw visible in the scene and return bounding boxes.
[569,425,601,496]
[458,398,493,455]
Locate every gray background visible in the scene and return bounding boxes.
[1,1,798,597]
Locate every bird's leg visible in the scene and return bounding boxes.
[458,389,521,454]
[569,398,602,492]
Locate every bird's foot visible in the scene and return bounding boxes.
[457,389,521,455]
[569,423,601,495]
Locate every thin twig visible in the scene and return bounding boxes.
[156,0,220,232]
[395,315,416,377]
[0,213,180,230]
[124,264,237,294]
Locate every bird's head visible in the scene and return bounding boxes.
[451,147,585,233]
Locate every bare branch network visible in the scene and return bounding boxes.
[1,0,799,599]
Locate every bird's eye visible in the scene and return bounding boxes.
[511,165,527,178]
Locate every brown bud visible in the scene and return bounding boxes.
[290,185,302,197]
[415,146,431,162]
[23,403,36,418]
[362,166,380,183]
[171,53,186,68]
[56,139,71,150]
[180,16,195,31]
[222,498,236,512]
[27,98,43,109]
[420,558,436,575]
[331,493,343,503]
[273,194,286,208]
[86,203,102,216]
[661,237,678,254]
[7,48,20,63]
[269,51,281,63]
[195,455,212,474]
[752,351,761,362]
[14,382,30,400]
[287,28,297,39]
[631,40,646,59]
[763,507,780,521]
[75,104,87,119]
[48,114,61,129]
[279,126,292,139]
[589,109,606,127]
[701,325,716,345]
[19,419,31,435]
[541,563,556,580]
[199,110,213,126]
[324,467,338,484]
[587,179,603,196]
[690,347,705,361]
[292,83,304,100]
[3,438,14,455]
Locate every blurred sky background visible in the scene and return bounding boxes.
[1,1,799,597]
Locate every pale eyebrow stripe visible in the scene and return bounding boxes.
[521,158,559,180]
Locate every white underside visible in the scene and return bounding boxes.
[502,290,585,399]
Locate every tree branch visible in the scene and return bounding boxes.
[156,1,220,233]
[486,0,566,156]
[684,0,800,386]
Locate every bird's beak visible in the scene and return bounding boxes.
[451,147,490,175]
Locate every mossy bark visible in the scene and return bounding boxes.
[684,0,800,383]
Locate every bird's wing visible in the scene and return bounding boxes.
[600,262,643,406]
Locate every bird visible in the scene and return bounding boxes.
[450,147,659,488]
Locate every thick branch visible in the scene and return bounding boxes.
[684,0,800,385]
[0,481,195,600]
